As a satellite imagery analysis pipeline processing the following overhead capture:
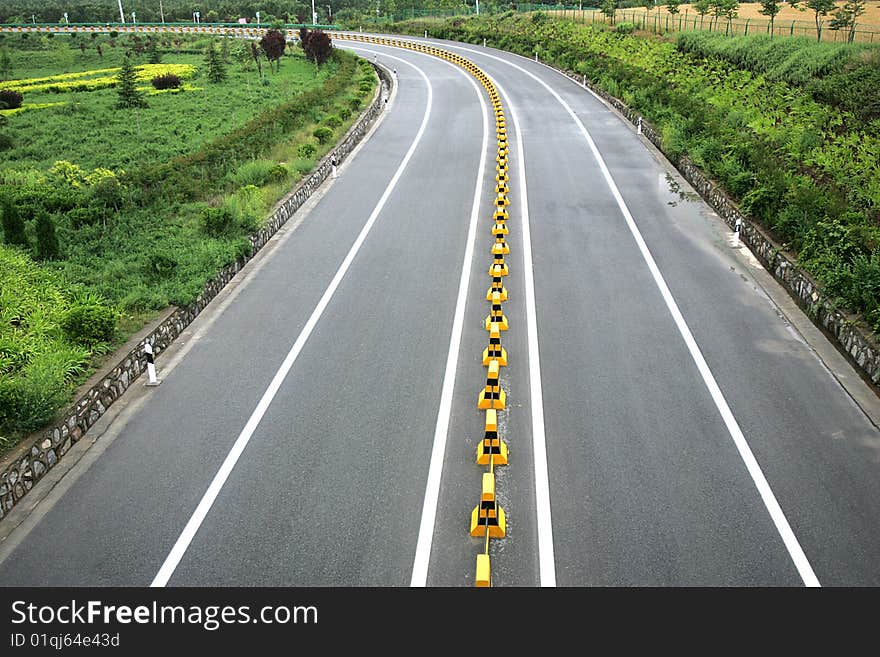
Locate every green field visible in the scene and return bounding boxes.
[1,36,339,171]
[0,32,376,447]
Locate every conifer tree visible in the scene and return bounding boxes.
[115,54,147,109]
[206,42,227,83]
[35,214,60,260]
[1,196,28,248]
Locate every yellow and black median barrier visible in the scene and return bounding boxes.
[329,32,517,588]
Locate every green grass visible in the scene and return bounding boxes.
[675,32,868,85]
[0,247,93,440]
[0,33,377,449]
[1,37,337,171]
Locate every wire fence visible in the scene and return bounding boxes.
[522,5,880,43]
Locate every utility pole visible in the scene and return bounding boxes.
[311,0,318,25]
[476,0,480,15]
[117,0,125,23]
[159,0,165,24]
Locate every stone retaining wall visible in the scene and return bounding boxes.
[0,65,392,521]
[550,63,880,386]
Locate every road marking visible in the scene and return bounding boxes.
[150,52,434,587]
[447,45,821,587]
[492,77,557,588]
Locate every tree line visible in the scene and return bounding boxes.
[600,0,866,42]
[0,0,487,25]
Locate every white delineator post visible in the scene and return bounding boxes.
[637,116,643,136]
[144,342,162,386]
[734,217,742,247]
[331,155,338,179]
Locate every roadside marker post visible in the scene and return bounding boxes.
[144,342,162,387]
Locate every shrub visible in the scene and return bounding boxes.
[615,22,636,35]
[0,89,23,109]
[201,204,235,236]
[324,114,342,128]
[0,363,71,436]
[227,185,263,231]
[89,174,124,211]
[151,73,182,90]
[313,126,333,144]
[297,142,317,158]
[35,214,60,260]
[0,133,12,150]
[268,164,288,183]
[0,195,27,248]
[66,205,104,229]
[146,250,178,278]
[338,106,352,120]
[231,159,275,187]
[349,97,361,110]
[60,304,116,346]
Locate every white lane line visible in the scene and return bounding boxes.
[493,78,557,588]
[151,52,434,587]
[404,54,489,588]
[447,45,821,587]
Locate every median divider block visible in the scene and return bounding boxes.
[477,409,509,466]
[482,322,508,367]
[485,291,509,330]
[470,472,507,538]
[477,359,506,410]
[475,554,491,587]
[491,222,509,238]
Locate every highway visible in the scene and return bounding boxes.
[1,35,879,587]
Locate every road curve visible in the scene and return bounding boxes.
[0,35,879,587]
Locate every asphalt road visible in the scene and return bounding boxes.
[1,36,879,587]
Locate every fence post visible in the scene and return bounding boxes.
[790,20,795,36]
